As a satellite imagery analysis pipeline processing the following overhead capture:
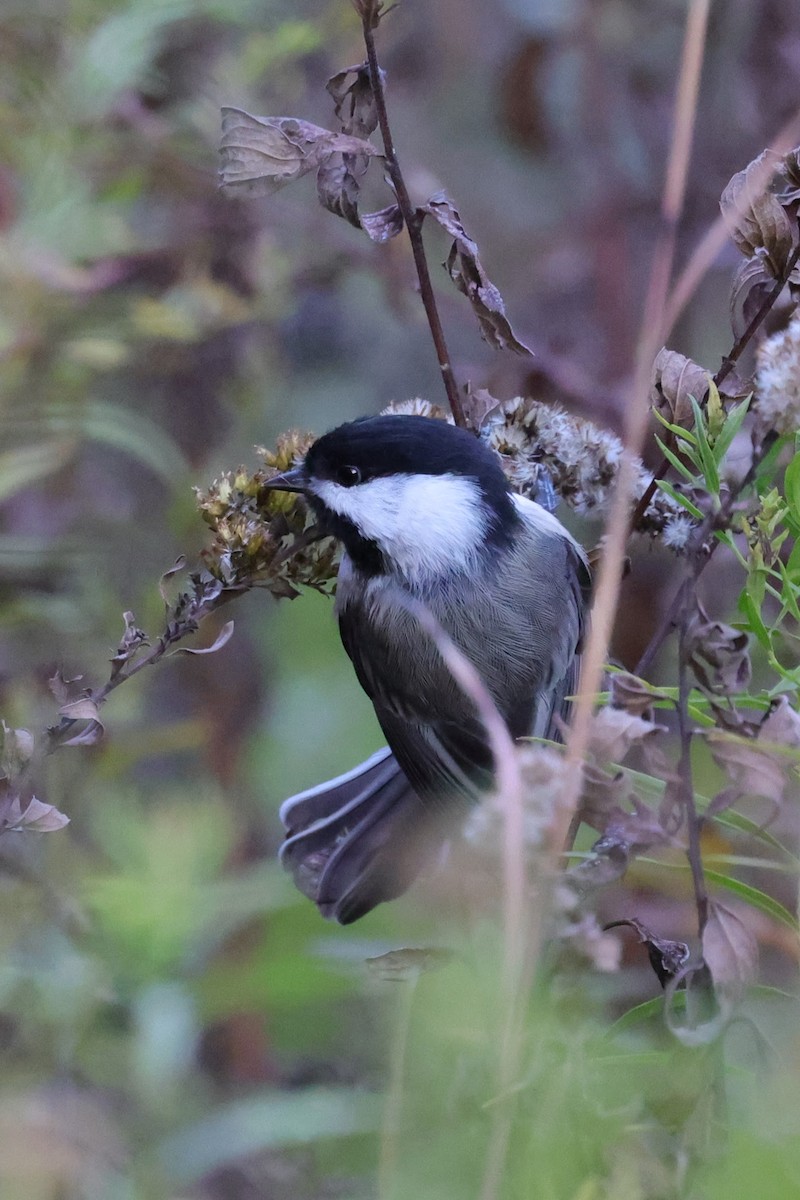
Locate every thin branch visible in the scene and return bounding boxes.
[44,526,326,756]
[361,12,467,428]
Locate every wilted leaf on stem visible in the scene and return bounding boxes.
[702,900,758,1005]
[729,255,775,341]
[464,388,503,430]
[588,707,666,764]
[172,620,235,657]
[706,695,800,818]
[608,671,669,717]
[360,203,403,243]
[650,348,710,426]
[0,722,34,778]
[720,149,799,276]
[577,763,672,861]
[421,194,532,355]
[685,602,751,695]
[604,918,690,988]
[665,962,725,1046]
[326,63,380,138]
[159,556,187,605]
[48,669,83,707]
[4,794,69,833]
[775,147,800,206]
[569,831,630,889]
[56,697,104,747]
[110,610,149,676]
[219,109,378,198]
[316,154,363,228]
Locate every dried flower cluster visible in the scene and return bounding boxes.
[195,431,338,600]
[195,396,698,606]
[385,395,691,541]
[463,743,569,855]
[755,308,800,437]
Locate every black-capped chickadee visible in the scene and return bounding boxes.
[263,414,590,923]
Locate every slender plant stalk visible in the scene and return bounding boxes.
[377,977,417,1200]
[556,0,711,855]
[401,600,528,1200]
[361,12,467,428]
[677,608,710,935]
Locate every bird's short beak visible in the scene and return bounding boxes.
[262,465,308,493]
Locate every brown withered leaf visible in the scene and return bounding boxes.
[360,203,404,243]
[578,764,671,857]
[650,347,710,426]
[316,153,362,228]
[365,947,454,981]
[219,109,378,198]
[775,147,800,206]
[588,707,666,764]
[0,722,34,778]
[608,671,669,717]
[729,256,774,341]
[110,610,149,676]
[706,735,786,811]
[578,764,624,827]
[172,620,235,657]
[706,699,800,819]
[326,63,379,138]
[685,602,751,695]
[421,195,532,355]
[759,693,800,746]
[159,555,187,605]
[48,669,83,707]
[4,794,69,833]
[464,387,504,430]
[569,830,630,889]
[720,150,799,276]
[56,697,104,747]
[702,900,758,1005]
[604,918,690,988]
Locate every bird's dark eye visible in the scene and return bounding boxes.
[336,464,362,487]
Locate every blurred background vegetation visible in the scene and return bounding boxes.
[2,0,800,1197]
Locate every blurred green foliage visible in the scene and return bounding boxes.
[2,0,800,1197]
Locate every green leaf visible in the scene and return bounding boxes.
[656,479,704,520]
[653,407,698,445]
[713,394,752,465]
[738,589,772,650]
[784,450,800,525]
[703,870,798,930]
[709,809,800,865]
[691,397,720,494]
[636,859,798,929]
[654,435,697,483]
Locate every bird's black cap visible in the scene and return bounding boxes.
[306,414,512,503]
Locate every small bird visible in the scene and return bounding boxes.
[264,414,590,923]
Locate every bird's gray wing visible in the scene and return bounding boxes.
[337,506,590,796]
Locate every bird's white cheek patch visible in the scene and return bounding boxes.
[313,474,487,578]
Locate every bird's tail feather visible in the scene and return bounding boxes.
[279,748,447,924]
